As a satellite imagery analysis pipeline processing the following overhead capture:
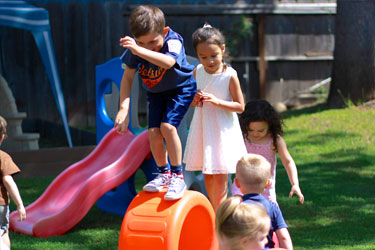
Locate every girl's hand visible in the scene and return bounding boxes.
[193,89,204,107]
[114,108,129,134]
[193,89,203,102]
[119,36,139,55]
[200,92,221,106]
[289,185,304,204]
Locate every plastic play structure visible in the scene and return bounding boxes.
[9,128,151,237]
[119,190,218,250]
[0,74,39,151]
[118,191,278,250]
[9,56,208,240]
[95,56,159,216]
[10,55,222,250]
[95,56,206,216]
[0,0,72,147]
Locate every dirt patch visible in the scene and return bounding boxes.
[358,99,375,110]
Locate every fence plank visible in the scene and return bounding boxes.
[0,1,336,130]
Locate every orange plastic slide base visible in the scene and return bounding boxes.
[119,190,219,250]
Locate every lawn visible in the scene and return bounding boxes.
[9,103,375,250]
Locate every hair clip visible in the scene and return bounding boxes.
[203,23,212,29]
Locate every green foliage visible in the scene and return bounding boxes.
[223,16,253,58]
[9,104,375,249]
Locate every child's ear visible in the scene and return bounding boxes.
[265,179,271,189]
[239,236,250,248]
[221,44,226,53]
[0,134,4,143]
[163,26,170,36]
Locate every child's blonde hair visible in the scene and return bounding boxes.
[0,116,7,136]
[236,154,271,194]
[216,196,270,250]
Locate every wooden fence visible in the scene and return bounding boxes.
[0,0,336,129]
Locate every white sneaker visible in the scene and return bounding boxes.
[164,174,186,200]
[143,173,171,192]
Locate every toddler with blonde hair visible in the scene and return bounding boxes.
[216,196,270,250]
[235,154,293,250]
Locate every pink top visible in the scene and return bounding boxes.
[231,139,277,203]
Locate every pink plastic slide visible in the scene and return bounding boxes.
[10,129,150,237]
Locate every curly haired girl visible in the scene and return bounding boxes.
[231,100,304,204]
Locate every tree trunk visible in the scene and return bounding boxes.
[328,0,375,107]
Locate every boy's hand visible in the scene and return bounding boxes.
[18,205,26,221]
[114,109,129,134]
[119,36,139,55]
[289,185,304,204]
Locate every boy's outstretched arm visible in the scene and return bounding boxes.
[120,36,176,69]
[277,136,304,204]
[2,175,26,221]
[276,227,293,250]
[114,66,136,134]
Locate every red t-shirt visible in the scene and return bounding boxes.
[0,150,20,205]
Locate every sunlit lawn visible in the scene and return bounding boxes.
[9,103,375,250]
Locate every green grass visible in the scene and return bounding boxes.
[9,103,375,249]
[10,171,147,250]
[278,103,375,249]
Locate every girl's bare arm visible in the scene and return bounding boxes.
[277,136,304,204]
[201,73,244,113]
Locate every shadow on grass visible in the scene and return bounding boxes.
[10,205,122,250]
[277,145,375,249]
[285,130,358,148]
[282,102,331,119]
[10,177,122,250]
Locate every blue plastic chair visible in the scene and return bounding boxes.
[0,0,72,147]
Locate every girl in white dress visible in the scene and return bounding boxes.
[183,24,247,212]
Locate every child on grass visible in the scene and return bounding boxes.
[114,5,197,200]
[232,100,304,204]
[235,153,293,250]
[183,24,246,212]
[216,196,270,250]
[0,116,26,249]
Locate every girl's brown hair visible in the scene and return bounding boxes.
[192,24,225,51]
[240,100,284,151]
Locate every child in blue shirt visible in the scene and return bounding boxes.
[114,5,196,200]
[234,154,293,250]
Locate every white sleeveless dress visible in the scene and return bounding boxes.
[183,64,247,174]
